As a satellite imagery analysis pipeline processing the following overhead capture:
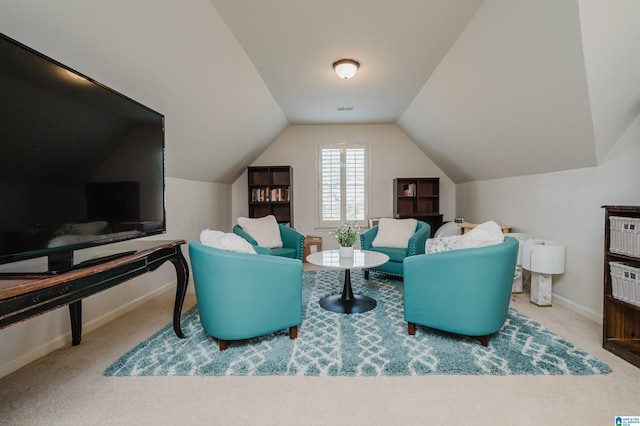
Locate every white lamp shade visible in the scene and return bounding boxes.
[505,233,532,266]
[522,239,565,274]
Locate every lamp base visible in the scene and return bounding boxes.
[512,267,523,293]
[530,272,553,306]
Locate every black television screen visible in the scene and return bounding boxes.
[0,33,166,271]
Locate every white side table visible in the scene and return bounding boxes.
[306,249,389,314]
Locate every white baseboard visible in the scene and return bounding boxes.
[0,281,174,379]
[552,292,603,325]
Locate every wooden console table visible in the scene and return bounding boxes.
[0,240,189,346]
[458,222,512,235]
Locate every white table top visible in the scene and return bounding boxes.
[306,249,389,270]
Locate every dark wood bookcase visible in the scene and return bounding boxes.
[393,177,443,236]
[247,166,293,226]
[602,205,640,368]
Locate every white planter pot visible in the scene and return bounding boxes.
[339,246,354,258]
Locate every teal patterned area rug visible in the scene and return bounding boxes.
[105,270,611,376]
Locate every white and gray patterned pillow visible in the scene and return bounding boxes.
[425,235,462,254]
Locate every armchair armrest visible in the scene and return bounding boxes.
[279,224,305,260]
[253,245,271,255]
[407,221,430,256]
[193,243,303,287]
[360,226,378,250]
[232,225,258,245]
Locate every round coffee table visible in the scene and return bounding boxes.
[306,249,389,314]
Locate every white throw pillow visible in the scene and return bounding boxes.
[456,221,504,249]
[237,215,283,249]
[200,229,256,254]
[372,218,417,249]
[200,229,224,246]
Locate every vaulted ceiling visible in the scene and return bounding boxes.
[211,0,484,125]
[1,0,638,184]
[210,0,639,183]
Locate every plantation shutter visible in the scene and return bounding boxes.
[345,147,365,221]
[318,143,368,228]
[320,148,341,221]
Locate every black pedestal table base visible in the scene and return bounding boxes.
[319,269,376,314]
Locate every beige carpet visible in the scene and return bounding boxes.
[1,271,639,425]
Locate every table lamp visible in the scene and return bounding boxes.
[522,239,566,306]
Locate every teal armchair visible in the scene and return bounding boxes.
[403,237,518,346]
[233,224,304,260]
[360,220,430,278]
[188,241,303,350]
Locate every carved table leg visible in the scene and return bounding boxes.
[170,247,190,338]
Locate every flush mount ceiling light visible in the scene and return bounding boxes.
[333,59,359,80]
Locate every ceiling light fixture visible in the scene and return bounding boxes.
[333,59,359,80]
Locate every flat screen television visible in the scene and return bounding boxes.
[0,32,166,273]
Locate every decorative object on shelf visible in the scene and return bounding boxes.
[609,261,640,307]
[333,59,359,79]
[522,239,566,306]
[330,221,360,257]
[609,215,640,257]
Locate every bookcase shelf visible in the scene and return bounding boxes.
[602,205,640,369]
[393,178,442,236]
[247,166,293,226]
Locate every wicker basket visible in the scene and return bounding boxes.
[609,261,640,307]
[609,216,640,257]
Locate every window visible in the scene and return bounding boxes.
[317,142,368,228]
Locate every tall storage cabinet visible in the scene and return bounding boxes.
[602,205,640,368]
[393,178,443,236]
[247,166,293,226]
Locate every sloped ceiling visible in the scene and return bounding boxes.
[579,0,640,164]
[211,0,639,184]
[399,0,598,182]
[399,0,639,182]
[1,1,638,184]
[0,0,288,184]
[211,0,484,125]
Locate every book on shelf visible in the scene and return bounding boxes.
[251,187,269,202]
[402,183,417,196]
[270,187,290,202]
[251,187,290,202]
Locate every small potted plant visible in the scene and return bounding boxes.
[331,221,360,258]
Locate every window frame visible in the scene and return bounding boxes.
[316,141,369,229]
